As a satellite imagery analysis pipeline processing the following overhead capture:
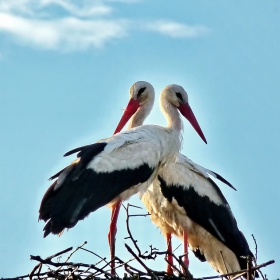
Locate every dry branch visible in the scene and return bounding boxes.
[2,203,275,280]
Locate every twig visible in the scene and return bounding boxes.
[29,263,40,280]
[6,203,277,280]
[64,241,87,263]
[201,260,275,279]
[122,203,143,210]
[124,204,155,260]
[252,234,258,262]
[29,246,73,279]
[164,256,181,275]
[36,262,43,280]
[30,254,118,278]
[80,247,109,266]
[65,266,80,280]
[257,267,267,280]
[125,243,152,274]
[172,243,182,254]
[54,241,87,274]
[113,256,135,272]
[46,246,73,260]
[247,256,253,280]
[97,258,120,278]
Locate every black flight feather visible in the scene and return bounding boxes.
[158,175,254,271]
[209,169,236,191]
[40,142,154,238]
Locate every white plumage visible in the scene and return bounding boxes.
[114,81,255,277]
[39,81,206,275]
[141,159,247,275]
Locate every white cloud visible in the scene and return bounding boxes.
[146,20,210,38]
[105,0,141,3]
[0,0,210,52]
[0,0,35,16]
[0,0,112,17]
[39,0,112,18]
[0,13,127,51]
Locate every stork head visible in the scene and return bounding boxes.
[114,81,155,134]
[161,84,207,144]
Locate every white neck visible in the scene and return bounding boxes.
[127,99,154,130]
[160,98,183,132]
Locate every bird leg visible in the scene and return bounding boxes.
[108,201,121,275]
[182,230,189,272]
[166,233,174,274]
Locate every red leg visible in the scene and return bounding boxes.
[108,201,121,275]
[166,233,174,274]
[183,230,189,270]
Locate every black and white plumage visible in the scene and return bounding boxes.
[39,82,206,243]
[113,83,256,277]
[142,157,255,276]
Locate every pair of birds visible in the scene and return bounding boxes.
[39,81,255,277]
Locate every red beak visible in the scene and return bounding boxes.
[178,103,207,144]
[114,98,141,134]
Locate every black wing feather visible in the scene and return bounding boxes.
[209,169,236,190]
[49,167,67,181]
[64,144,92,157]
[40,142,154,237]
[158,175,253,270]
[191,248,207,262]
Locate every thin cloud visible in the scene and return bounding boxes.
[0,0,210,52]
[0,0,36,16]
[146,20,210,38]
[0,13,128,51]
[105,0,141,3]
[0,0,112,17]
[39,0,112,18]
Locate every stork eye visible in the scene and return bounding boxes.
[176,92,183,101]
[137,87,146,98]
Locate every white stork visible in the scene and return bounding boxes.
[114,82,256,277]
[142,160,256,277]
[39,82,206,274]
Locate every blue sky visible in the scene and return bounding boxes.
[0,0,279,278]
